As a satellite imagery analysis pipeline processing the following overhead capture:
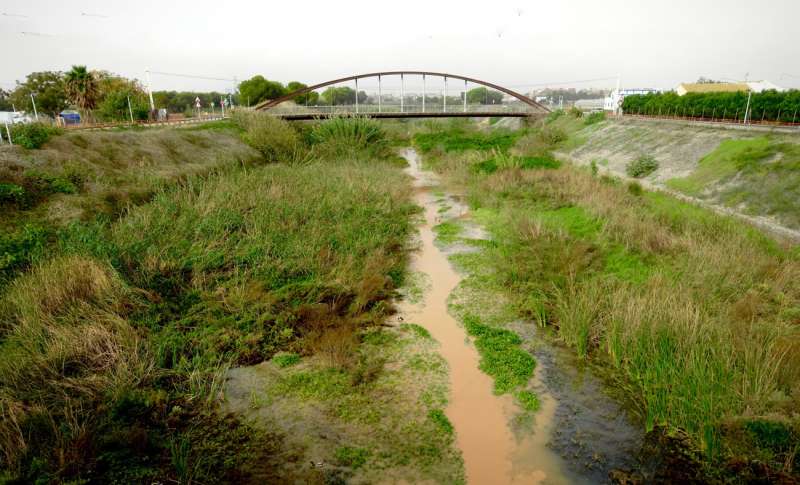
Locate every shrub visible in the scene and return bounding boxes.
[537,124,567,146]
[334,446,369,469]
[627,181,644,196]
[568,106,583,118]
[626,155,659,178]
[545,109,564,123]
[231,111,304,163]
[0,183,25,204]
[0,256,147,470]
[310,116,387,158]
[9,123,62,149]
[584,111,606,125]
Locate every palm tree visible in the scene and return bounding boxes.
[65,65,98,121]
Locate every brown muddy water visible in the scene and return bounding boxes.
[399,148,644,484]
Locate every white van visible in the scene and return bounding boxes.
[0,111,34,124]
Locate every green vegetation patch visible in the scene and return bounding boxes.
[463,314,535,394]
[413,128,519,153]
[335,446,370,469]
[626,155,659,178]
[514,390,541,412]
[272,352,301,368]
[667,137,800,228]
[8,122,63,149]
[433,220,463,245]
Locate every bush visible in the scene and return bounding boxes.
[9,123,62,149]
[584,111,606,125]
[537,125,567,146]
[0,183,25,204]
[310,116,387,159]
[568,106,583,118]
[231,111,304,163]
[626,155,659,178]
[545,109,564,123]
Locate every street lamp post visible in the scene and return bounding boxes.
[30,93,38,121]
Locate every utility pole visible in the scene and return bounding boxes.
[30,93,38,121]
[744,90,753,124]
[378,75,382,113]
[355,78,359,114]
[127,96,134,124]
[145,68,155,111]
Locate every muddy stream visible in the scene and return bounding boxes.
[398,148,643,484]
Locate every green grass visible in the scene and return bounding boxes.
[401,323,432,340]
[0,121,420,482]
[420,123,800,478]
[433,220,463,245]
[666,137,800,229]
[252,323,463,483]
[335,446,370,469]
[272,352,301,368]
[514,390,540,411]
[413,127,521,153]
[463,314,536,395]
[427,409,454,435]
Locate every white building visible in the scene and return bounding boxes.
[604,88,660,112]
[745,80,786,93]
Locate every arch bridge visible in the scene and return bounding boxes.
[255,71,549,119]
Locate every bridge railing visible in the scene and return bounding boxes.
[264,103,535,115]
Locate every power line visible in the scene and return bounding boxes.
[149,71,236,82]
[506,76,619,89]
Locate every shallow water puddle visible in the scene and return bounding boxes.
[398,149,575,484]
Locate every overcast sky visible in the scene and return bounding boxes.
[2,0,798,94]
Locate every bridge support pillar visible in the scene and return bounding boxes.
[355,78,359,114]
[378,75,382,113]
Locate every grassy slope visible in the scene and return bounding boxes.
[414,117,800,480]
[564,118,800,231]
[667,137,800,228]
[0,117,448,483]
[0,121,260,286]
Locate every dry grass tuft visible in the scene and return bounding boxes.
[0,256,151,470]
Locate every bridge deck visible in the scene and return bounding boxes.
[275,111,535,120]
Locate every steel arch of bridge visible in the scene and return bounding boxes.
[255,71,550,113]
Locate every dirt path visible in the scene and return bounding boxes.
[398,148,573,484]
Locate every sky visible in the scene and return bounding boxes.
[1,0,799,94]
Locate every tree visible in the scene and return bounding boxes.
[321,86,356,105]
[286,81,319,106]
[9,71,68,116]
[467,87,504,105]
[0,88,12,111]
[97,87,150,121]
[238,75,285,106]
[65,65,99,119]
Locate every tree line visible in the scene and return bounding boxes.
[237,76,507,106]
[0,67,151,122]
[621,90,800,122]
